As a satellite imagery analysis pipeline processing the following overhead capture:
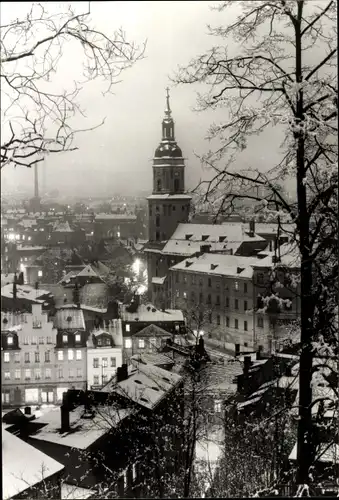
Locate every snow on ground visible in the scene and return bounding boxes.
[61,483,95,499]
[195,426,224,496]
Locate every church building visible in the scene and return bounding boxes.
[144,90,192,306]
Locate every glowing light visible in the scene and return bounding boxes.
[38,270,43,277]
[137,284,147,295]
[132,259,141,275]
[199,330,204,336]
[117,231,121,238]
[8,233,15,240]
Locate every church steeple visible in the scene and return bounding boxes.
[162,87,175,141]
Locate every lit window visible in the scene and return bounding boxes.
[7,336,13,345]
[125,338,132,349]
[132,463,137,482]
[45,368,51,379]
[214,400,222,413]
[234,281,239,291]
[62,335,68,343]
[139,339,145,349]
[4,352,10,363]
[126,324,130,332]
[102,357,108,368]
[4,371,10,380]
[76,350,82,360]
[183,292,187,299]
[123,470,127,490]
[68,349,74,361]
[75,333,81,342]
[15,369,20,380]
[38,270,43,277]
[57,351,64,361]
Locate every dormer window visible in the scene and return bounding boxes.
[75,334,81,342]
[185,234,193,240]
[97,339,102,346]
[202,235,209,241]
[126,324,130,333]
[63,334,68,343]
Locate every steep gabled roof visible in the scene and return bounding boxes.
[132,324,172,338]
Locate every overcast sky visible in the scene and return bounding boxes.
[1,1,287,198]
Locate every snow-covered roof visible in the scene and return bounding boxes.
[121,303,184,323]
[151,276,167,285]
[146,194,192,200]
[131,352,175,367]
[170,253,260,278]
[17,218,37,228]
[254,242,300,268]
[2,427,64,500]
[77,265,100,278]
[16,245,47,251]
[102,362,182,410]
[95,213,136,220]
[61,483,95,500]
[31,406,131,449]
[132,324,172,338]
[1,283,53,302]
[53,309,85,330]
[162,222,250,256]
[53,220,73,232]
[254,222,295,235]
[1,273,15,287]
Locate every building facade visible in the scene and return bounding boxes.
[87,329,123,389]
[144,90,192,303]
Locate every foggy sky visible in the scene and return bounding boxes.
[1,1,286,198]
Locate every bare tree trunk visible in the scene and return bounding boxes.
[295,2,314,485]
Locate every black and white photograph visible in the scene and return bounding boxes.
[1,0,338,498]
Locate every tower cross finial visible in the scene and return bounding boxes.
[165,87,171,115]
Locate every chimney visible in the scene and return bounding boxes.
[61,405,70,433]
[117,363,128,382]
[235,344,240,357]
[249,220,255,237]
[24,406,32,415]
[244,355,252,373]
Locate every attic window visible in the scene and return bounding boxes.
[185,234,193,240]
[185,261,192,268]
[162,377,171,383]
[210,264,218,271]
[147,306,151,311]
[140,397,148,403]
[66,316,72,322]
[152,308,156,312]
[151,386,160,392]
[3,318,8,324]
[237,267,244,274]
[219,236,226,242]
[134,380,142,384]
[202,235,209,241]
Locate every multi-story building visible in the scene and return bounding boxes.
[169,246,300,353]
[86,329,123,389]
[143,90,192,302]
[53,308,88,396]
[1,303,58,406]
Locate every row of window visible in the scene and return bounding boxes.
[3,367,84,380]
[21,336,54,345]
[175,274,249,292]
[3,351,52,363]
[124,338,160,349]
[191,312,264,329]
[2,387,71,404]
[93,357,117,368]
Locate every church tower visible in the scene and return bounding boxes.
[145,89,192,303]
[147,88,192,242]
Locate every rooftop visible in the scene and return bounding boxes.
[53,308,86,330]
[121,303,184,323]
[2,427,64,500]
[102,362,182,411]
[146,194,192,200]
[95,213,137,220]
[131,323,173,338]
[170,253,260,278]
[1,283,53,303]
[53,220,73,232]
[30,405,131,449]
